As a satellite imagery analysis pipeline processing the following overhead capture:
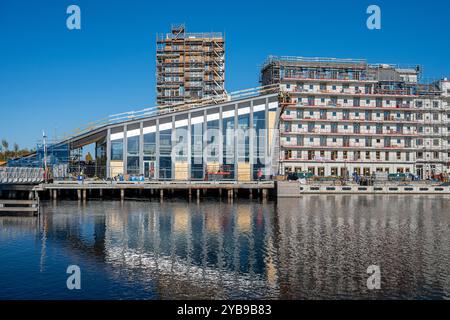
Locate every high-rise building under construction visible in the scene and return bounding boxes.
[156,24,225,107]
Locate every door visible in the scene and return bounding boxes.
[144,161,155,179]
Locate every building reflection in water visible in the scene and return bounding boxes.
[26,195,450,299]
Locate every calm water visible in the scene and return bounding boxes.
[0,196,449,300]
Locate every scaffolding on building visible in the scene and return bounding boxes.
[156,24,225,107]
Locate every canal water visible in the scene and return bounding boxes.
[0,195,449,300]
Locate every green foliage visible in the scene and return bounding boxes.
[0,139,32,162]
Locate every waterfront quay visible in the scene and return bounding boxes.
[277,181,450,197]
[34,180,274,202]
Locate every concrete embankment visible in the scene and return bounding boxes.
[277,181,450,197]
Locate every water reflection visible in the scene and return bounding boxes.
[0,195,449,299]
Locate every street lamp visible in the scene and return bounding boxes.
[43,131,48,183]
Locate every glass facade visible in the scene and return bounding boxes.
[106,98,273,181]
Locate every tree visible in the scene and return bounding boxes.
[1,140,8,161]
[13,143,19,157]
[1,139,8,151]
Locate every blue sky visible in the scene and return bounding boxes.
[1,0,449,149]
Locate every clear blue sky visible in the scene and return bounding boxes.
[1,0,449,149]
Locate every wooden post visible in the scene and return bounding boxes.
[83,189,87,201]
[228,189,233,203]
[188,188,192,201]
[197,189,200,202]
[99,189,103,198]
[77,189,81,201]
[262,189,268,202]
[53,190,57,201]
[160,189,164,202]
[219,189,222,198]
[249,189,253,200]
[120,189,125,201]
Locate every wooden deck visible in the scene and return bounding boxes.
[0,199,39,215]
[38,180,275,190]
[34,181,274,202]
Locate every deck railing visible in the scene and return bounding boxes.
[0,167,44,184]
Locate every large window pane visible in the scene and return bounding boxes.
[111,139,123,161]
[144,133,156,158]
[127,135,140,156]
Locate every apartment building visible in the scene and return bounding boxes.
[261,56,449,178]
[156,24,225,107]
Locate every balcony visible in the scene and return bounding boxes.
[291,104,417,112]
[280,130,418,137]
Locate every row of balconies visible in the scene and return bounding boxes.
[282,74,377,83]
[290,87,418,98]
[281,155,414,162]
[280,129,417,136]
[281,143,412,149]
[289,103,414,111]
[281,115,417,123]
[286,103,449,113]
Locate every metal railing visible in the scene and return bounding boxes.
[0,167,44,184]
[54,84,280,145]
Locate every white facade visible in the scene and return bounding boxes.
[261,57,450,178]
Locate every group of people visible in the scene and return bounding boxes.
[352,172,376,186]
[113,174,145,182]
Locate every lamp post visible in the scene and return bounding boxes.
[43,131,48,183]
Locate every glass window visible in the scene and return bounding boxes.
[111,139,123,161]
[237,114,250,162]
[144,132,156,158]
[127,156,140,175]
[191,122,204,180]
[253,111,266,177]
[127,135,139,156]
[206,120,220,162]
[159,129,172,156]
